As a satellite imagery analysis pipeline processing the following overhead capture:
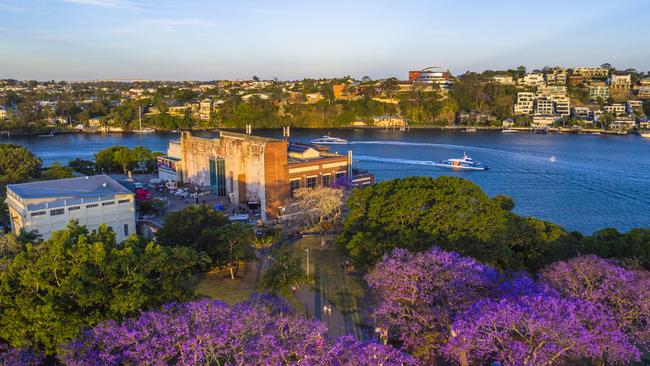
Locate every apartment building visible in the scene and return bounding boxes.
[535,97,555,115]
[6,175,136,242]
[162,131,373,222]
[371,115,408,127]
[554,97,571,117]
[537,85,567,99]
[573,67,609,78]
[413,67,453,90]
[514,92,535,115]
[603,104,627,115]
[638,87,650,99]
[492,75,515,85]
[199,99,213,121]
[544,68,568,86]
[610,74,632,90]
[519,73,545,87]
[589,85,610,101]
[626,100,644,114]
[572,107,592,120]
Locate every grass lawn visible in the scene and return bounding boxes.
[194,261,260,305]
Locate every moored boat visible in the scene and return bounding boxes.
[501,128,518,133]
[641,132,650,138]
[435,153,488,171]
[310,135,348,145]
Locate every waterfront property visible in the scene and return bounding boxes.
[6,175,136,241]
[159,131,373,222]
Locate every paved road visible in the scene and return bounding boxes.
[294,261,368,341]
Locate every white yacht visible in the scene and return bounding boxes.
[310,135,348,145]
[641,131,650,138]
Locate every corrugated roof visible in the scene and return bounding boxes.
[7,175,132,200]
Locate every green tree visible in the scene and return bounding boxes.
[260,253,306,296]
[41,162,74,180]
[0,222,207,354]
[338,176,575,272]
[156,205,229,251]
[0,144,42,185]
[113,147,135,174]
[199,222,255,279]
[579,228,650,270]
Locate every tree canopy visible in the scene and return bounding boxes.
[367,247,646,365]
[0,221,208,354]
[0,144,42,186]
[60,296,414,365]
[156,205,255,274]
[338,176,577,271]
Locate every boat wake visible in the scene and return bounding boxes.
[354,155,438,167]
[348,140,500,153]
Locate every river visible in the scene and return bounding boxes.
[6,129,650,234]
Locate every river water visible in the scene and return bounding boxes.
[6,129,650,234]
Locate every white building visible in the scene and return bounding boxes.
[573,67,609,78]
[610,74,632,90]
[589,85,609,101]
[535,97,555,115]
[626,100,644,114]
[514,92,535,115]
[6,175,135,242]
[492,75,515,85]
[0,108,7,119]
[603,104,627,115]
[554,97,571,117]
[519,73,545,87]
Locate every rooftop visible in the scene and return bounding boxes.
[8,174,132,200]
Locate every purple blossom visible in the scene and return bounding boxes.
[365,247,500,362]
[540,255,650,348]
[62,296,414,365]
[445,294,640,366]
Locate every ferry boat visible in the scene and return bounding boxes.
[435,153,489,171]
[310,135,348,145]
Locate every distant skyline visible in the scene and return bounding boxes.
[1,0,650,81]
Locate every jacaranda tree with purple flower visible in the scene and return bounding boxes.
[365,247,500,362]
[540,255,650,349]
[445,294,640,366]
[63,295,415,365]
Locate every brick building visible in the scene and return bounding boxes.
[162,131,373,221]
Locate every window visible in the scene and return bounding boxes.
[50,208,65,216]
[86,203,99,209]
[102,201,115,206]
[123,224,129,237]
[290,179,300,197]
[335,171,346,181]
[118,199,130,204]
[322,174,331,187]
[30,210,46,217]
[306,176,317,189]
[68,206,81,211]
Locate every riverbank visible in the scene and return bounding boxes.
[1,124,644,137]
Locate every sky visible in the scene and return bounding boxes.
[1,0,649,81]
